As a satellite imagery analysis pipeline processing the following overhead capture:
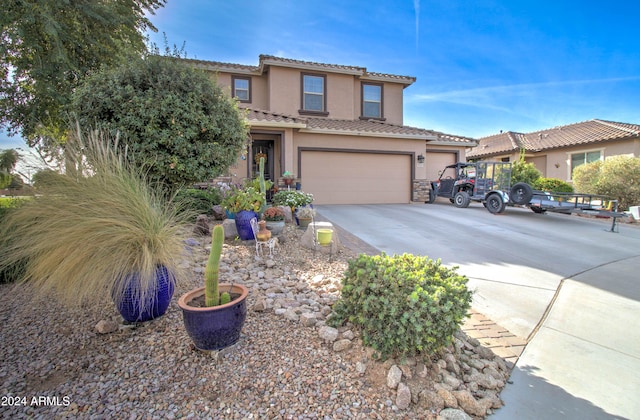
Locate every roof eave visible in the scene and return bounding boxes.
[247,120,307,129]
[299,128,431,140]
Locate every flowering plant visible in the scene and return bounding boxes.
[272,190,313,208]
[296,206,316,218]
[221,185,265,213]
[263,206,285,221]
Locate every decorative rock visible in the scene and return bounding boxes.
[300,312,317,327]
[332,339,352,352]
[251,299,268,312]
[318,326,339,343]
[417,389,444,411]
[438,408,472,420]
[475,345,495,360]
[442,372,462,390]
[95,320,119,334]
[283,309,299,322]
[221,219,238,239]
[436,386,458,408]
[395,382,411,409]
[341,329,355,340]
[386,365,402,389]
[452,390,488,417]
[416,362,429,378]
[210,205,226,220]
[355,361,367,375]
[193,215,210,236]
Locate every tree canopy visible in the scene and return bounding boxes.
[72,53,249,189]
[0,0,165,152]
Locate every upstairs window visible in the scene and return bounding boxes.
[301,74,326,114]
[232,76,251,102]
[362,83,382,118]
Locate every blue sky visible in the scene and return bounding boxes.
[2,0,639,151]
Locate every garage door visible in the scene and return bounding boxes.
[301,151,411,204]
[425,152,457,182]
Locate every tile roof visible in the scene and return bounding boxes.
[243,107,475,144]
[467,119,640,158]
[258,55,416,85]
[184,55,416,85]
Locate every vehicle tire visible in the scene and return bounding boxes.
[486,193,506,214]
[427,189,436,204]
[510,182,533,205]
[531,207,546,214]
[453,191,471,208]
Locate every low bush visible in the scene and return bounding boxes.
[533,177,573,193]
[175,187,222,218]
[573,156,640,210]
[328,253,473,360]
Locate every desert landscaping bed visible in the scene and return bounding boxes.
[0,222,512,419]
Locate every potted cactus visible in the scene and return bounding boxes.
[178,224,249,351]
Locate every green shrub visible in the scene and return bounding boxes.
[533,177,574,193]
[175,187,222,218]
[573,156,640,210]
[328,253,473,360]
[511,160,542,186]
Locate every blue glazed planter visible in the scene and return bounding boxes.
[115,265,175,323]
[178,284,249,351]
[235,210,257,240]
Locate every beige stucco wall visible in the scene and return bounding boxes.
[529,138,640,181]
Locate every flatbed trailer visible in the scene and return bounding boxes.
[527,191,626,232]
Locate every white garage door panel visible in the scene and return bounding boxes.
[302,152,411,204]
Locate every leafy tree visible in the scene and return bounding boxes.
[511,159,542,186]
[71,53,249,189]
[0,149,19,188]
[0,0,165,152]
[573,156,640,210]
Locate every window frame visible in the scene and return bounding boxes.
[232,76,251,103]
[568,148,603,180]
[360,82,384,119]
[299,73,328,116]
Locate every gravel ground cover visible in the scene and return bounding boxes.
[0,222,510,419]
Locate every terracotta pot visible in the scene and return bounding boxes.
[178,284,249,351]
[298,217,312,229]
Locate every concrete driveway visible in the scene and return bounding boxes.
[316,201,640,419]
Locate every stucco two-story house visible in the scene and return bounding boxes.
[467,119,640,182]
[188,55,476,204]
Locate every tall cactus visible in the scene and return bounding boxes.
[258,156,267,213]
[205,224,224,306]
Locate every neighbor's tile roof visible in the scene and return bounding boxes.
[467,119,640,158]
[244,108,475,144]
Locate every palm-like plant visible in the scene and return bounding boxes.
[0,126,188,312]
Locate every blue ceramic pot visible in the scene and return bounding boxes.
[178,284,249,351]
[235,210,257,240]
[116,265,175,323]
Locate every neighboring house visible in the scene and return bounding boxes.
[467,119,640,182]
[188,55,476,204]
